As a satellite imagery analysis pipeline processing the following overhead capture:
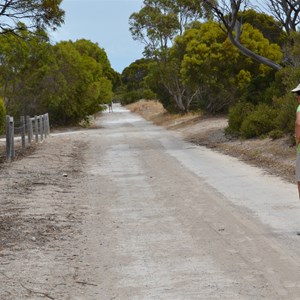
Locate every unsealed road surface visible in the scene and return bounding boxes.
[1,105,300,299]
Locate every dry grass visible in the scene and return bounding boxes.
[126,99,202,127]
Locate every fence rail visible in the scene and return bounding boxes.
[6,113,50,161]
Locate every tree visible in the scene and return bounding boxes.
[0,0,64,34]
[178,21,282,112]
[265,0,300,35]
[122,58,151,91]
[118,58,156,104]
[52,40,113,124]
[239,9,285,46]
[201,0,282,70]
[129,1,179,60]
[0,27,55,116]
[129,0,205,112]
[129,0,204,60]
[73,39,121,90]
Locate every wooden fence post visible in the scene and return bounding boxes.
[34,115,38,143]
[20,116,26,149]
[44,113,48,138]
[6,115,14,160]
[40,115,44,141]
[46,113,49,136]
[26,116,32,144]
[6,115,10,160]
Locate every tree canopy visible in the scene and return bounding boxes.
[125,0,300,139]
[0,0,64,34]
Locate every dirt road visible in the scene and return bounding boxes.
[1,104,300,299]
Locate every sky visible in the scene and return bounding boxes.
[50,0,145,74]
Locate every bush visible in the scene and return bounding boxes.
[227,101,255,135]
[120,90,142,105]
[240,104,277,138]
[143,89,157,100]
[273,95,297,134]
[268,129,284,140]
[0,98,6,135]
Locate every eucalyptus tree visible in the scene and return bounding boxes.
[201,0,300,70]
[0,0,64,34]
[52,40,113,124]
[265,0,300,35]
[129,0,207,60]
[201,0,283,70]
[129,0,205,112]
[178,20,282,112]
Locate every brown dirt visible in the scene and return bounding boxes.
[127,100,296,184]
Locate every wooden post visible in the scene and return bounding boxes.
[6,115,11,160]
[40,115,44,141]
[30,117,34,142]
[46,113,50,136]
[10,117,14,159]
[43,114,48,138]
[34,115,38,143]
[6,115,14,160]
[20,116,26,149]
[26,116,32,144]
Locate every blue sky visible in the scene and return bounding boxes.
[50,0,145,73]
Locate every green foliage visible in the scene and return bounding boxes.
[268,130,284,140]
[273,95,297,134]
[0,30,115,126]
[50,40,113,125]
[0,98,6,135]
[129,0,203,59]
[145,62,179,112]
[121,90,144,105]
[122,58,152,91]
[242,72,277,105]
[120,58,156,105]
[143,88,157,100]
[227,65,300,138]
[178,20,282,113]
[0,1,64,34]
[239,9,286,46]
[240,104,277,138]
[227,101,255,135]
[0,29,56,116]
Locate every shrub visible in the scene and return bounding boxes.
[0,98,6,135]
[240,104,277,138]
[268,129,284,140]
[143,89,157,100]
[227,101,255,135]
[120,90,142,105]
[273,95,297,134]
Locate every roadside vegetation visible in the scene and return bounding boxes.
[116,0,300,141]
[0,1,120,134]
[1,0,300,143]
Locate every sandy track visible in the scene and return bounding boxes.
[1,105,300,299]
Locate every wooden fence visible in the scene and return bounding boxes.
[6,113,50,161]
